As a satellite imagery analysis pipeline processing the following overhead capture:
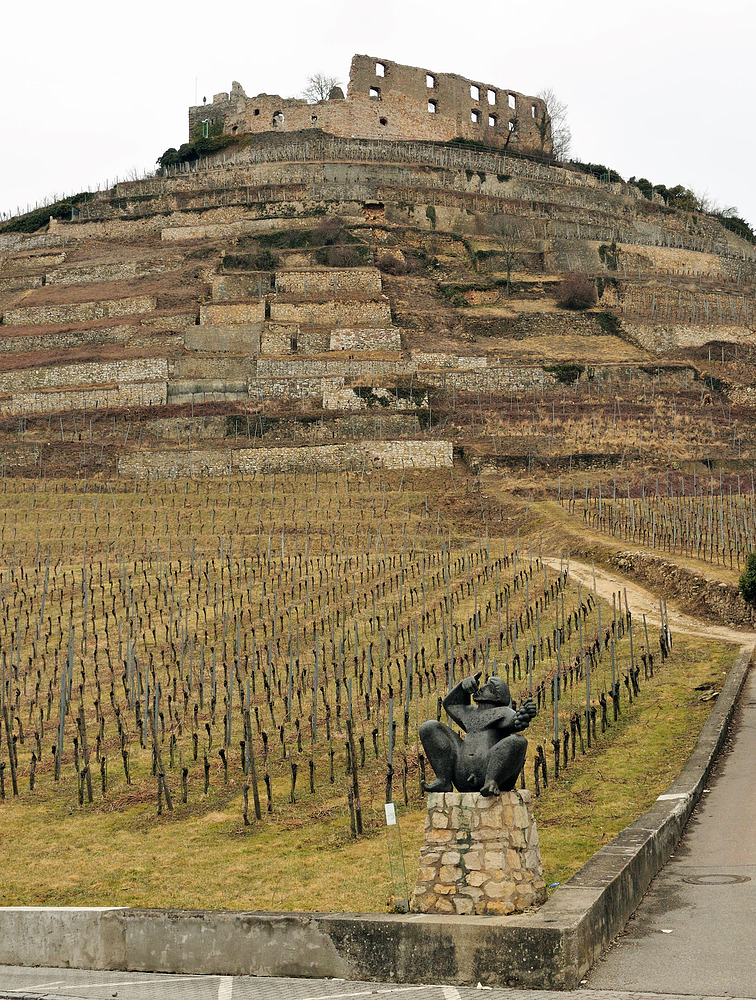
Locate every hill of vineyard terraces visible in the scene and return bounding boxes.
[0,130,754,487]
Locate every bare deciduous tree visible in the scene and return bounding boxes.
[303,73,342,103]
[536,88,571,161]
[487,217,528,296]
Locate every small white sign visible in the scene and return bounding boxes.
[384,802,397,826]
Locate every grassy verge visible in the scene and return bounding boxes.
[0,631,736,911]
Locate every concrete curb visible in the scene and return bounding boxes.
[1,644,752,990]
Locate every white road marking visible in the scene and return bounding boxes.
[218,975,233,1000]
[36,974,216,990]
[14,983,65,991]
[442,987,462,1000]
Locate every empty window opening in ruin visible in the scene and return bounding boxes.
[376,62,386,77]
[370,87,381,99]
[231,125,238,133]
[488,114,497,127]
[426,74,436,88]
[428,100,437,113]
[471,109,480,123]
[254,108,260,116]
[311,115,318,124]
[508,93,516,109]
[508,119,516,132]
[488,89,496,105]
[470,84,480,101]
[532,104,537,118]
[272,111,284,126]
[290,334,298,353]
[379,117,388,126]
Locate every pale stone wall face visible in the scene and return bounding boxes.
[199,302,265,326]
[411,790,547,916]
[275,268,382,297]
[269,299,392,328]
[3,296,157,327]
[185,324,262,353]
[119,440,452,478]
[0,381,167,417]
[189,55,549,154]
[329,328,401,351]
[0,358,170,394]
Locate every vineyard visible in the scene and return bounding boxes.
[0,469,735,910]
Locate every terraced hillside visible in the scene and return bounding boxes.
[0,135,754,483]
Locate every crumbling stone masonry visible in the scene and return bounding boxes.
[189,55,549,155]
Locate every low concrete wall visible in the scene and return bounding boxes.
[0,641,750,986]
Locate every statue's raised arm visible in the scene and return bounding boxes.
[420,675,536,796]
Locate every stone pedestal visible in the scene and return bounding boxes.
[410,790,547,915]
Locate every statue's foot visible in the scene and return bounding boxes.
[423,779,453,793]
[480,779,501,797]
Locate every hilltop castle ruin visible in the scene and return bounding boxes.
[188,55,551,155]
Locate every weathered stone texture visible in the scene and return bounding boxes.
[199,302,265,326]
[189,55,548,155]
[0,381,167,417]
[269,299,392,328]
[119,440,452,478]
[329,328,401,351]
[185,324,262,353]
[3,295,157,327]
[0,275,44,292]
[0,358,169,394]
[411,791,547,916]
[275,268,382,297]
[0,326,132,354]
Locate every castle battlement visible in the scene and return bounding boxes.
[188,54,550,155]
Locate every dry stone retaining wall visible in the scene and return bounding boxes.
[185,324,262,353]
[3,295,157,327]
[269,299,392,328]
[200,302,266,326]
[0,358,169,394]
[0,381,167,417]
[0,326,131,354]
[330,328,401,351]
[119,439,452,477]
[275,268,383,297]
[610,550,755,627]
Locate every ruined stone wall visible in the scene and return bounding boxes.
[189,55,548,154]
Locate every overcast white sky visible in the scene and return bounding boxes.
[2,0,754,228]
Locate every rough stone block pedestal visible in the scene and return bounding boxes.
[411,790,547,915]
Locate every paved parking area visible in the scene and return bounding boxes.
[0,968,752,1000]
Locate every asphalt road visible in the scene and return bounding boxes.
[587,666,756,997]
